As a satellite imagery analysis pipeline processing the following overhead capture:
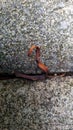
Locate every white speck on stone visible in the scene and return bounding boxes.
[21,16,26,21]
[64,5,73,15]
[12,30,15,36]
[60,21,69,29]
[0,43,4,48]
[57,2,65,8]
[40,0,46,2]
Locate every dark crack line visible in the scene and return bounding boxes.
[0,71,73,81]
[0,45,73,80]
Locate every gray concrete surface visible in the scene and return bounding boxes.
[0,0,73,74]
[0,76,73,130]
[0,1,73,130]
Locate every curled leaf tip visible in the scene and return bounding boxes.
[28,45,49,75]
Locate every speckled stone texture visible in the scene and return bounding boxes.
[0,77,73,130]
[0,0,73,74]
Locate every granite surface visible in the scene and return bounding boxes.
[0,76,73,130]
[0,0,73,74]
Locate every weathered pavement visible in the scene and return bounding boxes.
[0,1,73,130]
[0,77,73,130]
[0,0,73,74]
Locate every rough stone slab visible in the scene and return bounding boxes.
[0,0,73,74]
[0,77,73,130]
